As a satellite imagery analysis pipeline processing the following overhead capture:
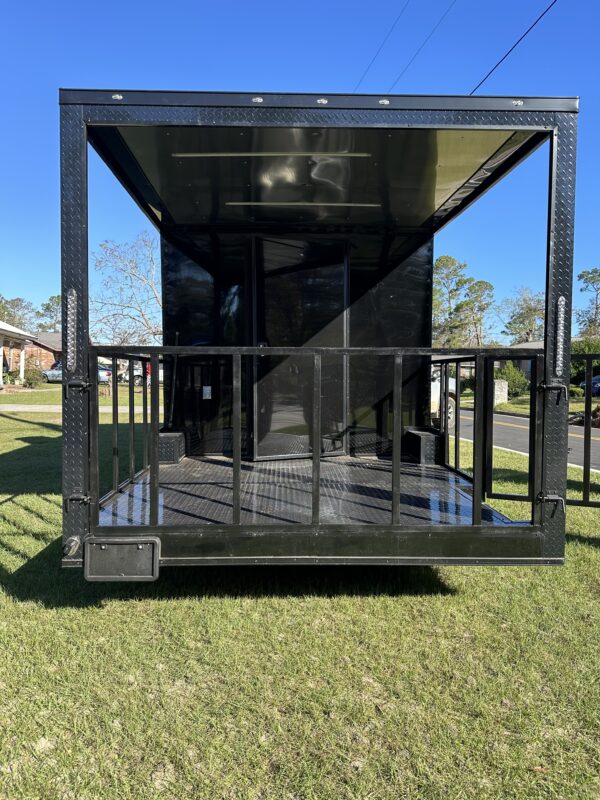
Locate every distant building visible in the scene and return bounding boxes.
[510,337,582,378]
[0,320,32,386]
[26,331,62,371]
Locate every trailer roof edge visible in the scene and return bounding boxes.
[58,89,579,114]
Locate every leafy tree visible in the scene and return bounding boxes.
[90,232,162,345]
[496,360,529,398]
[432,256,494,346]
[457,279,495,347]
[570,335,600,384]
[500,288,545,344]
[575,268,600,336]
[35,295,61,332]
[0,294,37,331]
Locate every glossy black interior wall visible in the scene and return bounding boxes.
[161,232,432,459]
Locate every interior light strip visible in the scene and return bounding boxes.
[172,152,371,158]
[226,201,381,207]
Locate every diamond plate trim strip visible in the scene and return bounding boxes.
[61,105,89,561]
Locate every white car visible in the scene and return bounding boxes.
[431,368,457,430]
[118,363,164,385]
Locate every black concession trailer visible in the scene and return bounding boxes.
[59,90,579,581]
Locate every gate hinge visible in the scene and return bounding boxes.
[538,382,567,402]
[536,492,566,515]
[64,379,91,399]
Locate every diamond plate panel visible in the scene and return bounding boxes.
[541,113,578,558]
[61,105,89,561]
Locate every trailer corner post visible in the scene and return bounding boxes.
[541,113,578,559]
[60,103,89,565]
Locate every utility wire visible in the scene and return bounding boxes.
[353,0,412,92]
[388,0,458,92]
[470,0,559,94]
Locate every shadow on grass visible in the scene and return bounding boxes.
[0,538,454,609]
[566,532,600,549]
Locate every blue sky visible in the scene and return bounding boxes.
[1,0,596,335]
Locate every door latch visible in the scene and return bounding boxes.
[539,382,568,402]
[64,379,91,399]
[537,492,566,515]
[64,493,91,512]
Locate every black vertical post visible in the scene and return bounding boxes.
[392,353,403,524]
[472,355,485,525]
[232,353,241,524]
[443,361,450,466]
[89,349,99,529]
[439,361,446,434]
[150,354,160,527]
[111,355,119,490]
[142,359,149,470]
[484,357,495,496]
[454,361,461,471]
[312,353,321,525]
[128,358,135,480]
[531,355,545,525]
[60,103,89,563]
[583,356,592,505]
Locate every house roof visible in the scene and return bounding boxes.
[0,320,32,340]
[32,331,62,352]
[510,336,582,350]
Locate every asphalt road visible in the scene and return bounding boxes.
[459,410,600,471]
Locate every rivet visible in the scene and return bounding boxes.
[137,544,143,550]
[317,98,328,105]
[112,94,124,101]
[100,544,107,550]
[252,97,264,103]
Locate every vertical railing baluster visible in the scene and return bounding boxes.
[89,349,99,529]
[484,357,495,497]
[443,361,450,466]
[150,354,159,527]
[472,355,485,525]
[583,356,592,505]
[454,361,461,471]
[392,353,403,524]
[128,357,135,480]
[142,359,149,471]
[312,353,321,525]
[232,353,241,524]
[111,355,119,491]
[531,354,545,525]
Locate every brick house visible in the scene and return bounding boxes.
[0,320,32,386]
[26,331,62,371]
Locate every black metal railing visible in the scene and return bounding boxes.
[567,353,600,508]
[435,353,544,523]
[88,345,545,529]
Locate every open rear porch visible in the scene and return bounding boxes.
[98,454,513,528]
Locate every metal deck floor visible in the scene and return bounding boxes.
[98,456,513,527]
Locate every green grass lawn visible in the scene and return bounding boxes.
[494,395,589,416]
[0,384,148,406]
[0,412,599,799]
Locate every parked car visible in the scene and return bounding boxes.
[42,361,112,384]
[118,363,164,385]
[579,375,600,396]
[431,367,457,430]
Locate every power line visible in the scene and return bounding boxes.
[352,1,412,93]
[470,0,559,95]
[387,0,458,92]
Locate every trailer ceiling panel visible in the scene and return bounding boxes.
[88,125,542,232]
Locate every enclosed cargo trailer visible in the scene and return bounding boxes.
[59,90,579,581]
